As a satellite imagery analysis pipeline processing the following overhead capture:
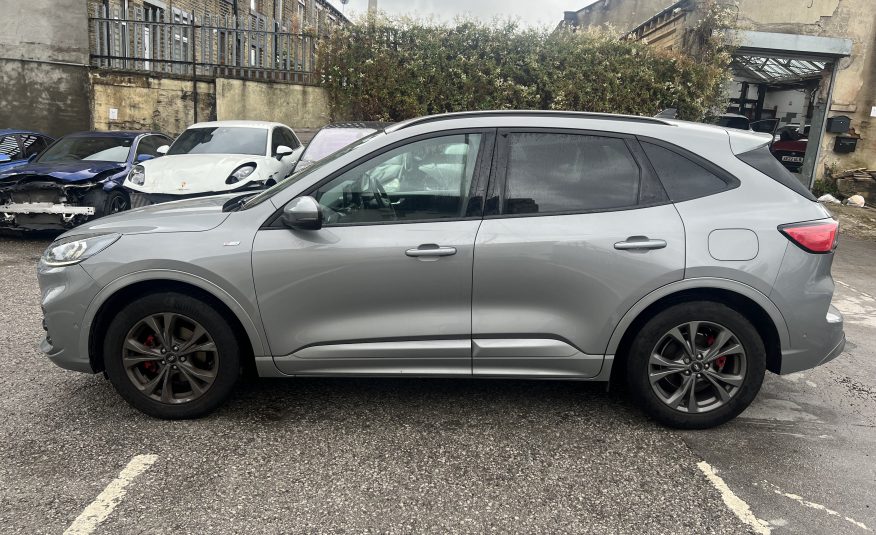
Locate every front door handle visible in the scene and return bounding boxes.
[614,237,667,251]
[405,244,457,257]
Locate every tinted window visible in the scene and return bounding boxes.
[168,127,267,156]
[271,127,299,155]
[37,136,133,163]
[502,133,640,215]
[19,135,49,158]
[135,135,167,158]
[641,142,730,202]
[737,145,815,200]
[314,134,482,225]
[0,136,22,160]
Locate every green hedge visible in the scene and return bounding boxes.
[316,16,732,122]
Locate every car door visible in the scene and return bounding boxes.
[471,129,685,378]
[252,130,494,375]
[270,127,304,179]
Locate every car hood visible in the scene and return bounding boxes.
[0,160,126,183]
[127,153,268,195]
[60,193,235,238]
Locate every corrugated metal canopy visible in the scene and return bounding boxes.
[732,55,827,84]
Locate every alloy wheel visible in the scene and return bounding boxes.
[122,313,219,404]
[648,321,747,414]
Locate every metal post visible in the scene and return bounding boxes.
[192,14,198,123]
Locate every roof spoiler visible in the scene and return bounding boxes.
[727,130,773,154]
[654,108,678,119]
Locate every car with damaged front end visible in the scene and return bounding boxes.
[0,131,171,231]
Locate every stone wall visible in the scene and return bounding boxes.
[89,71,332,137]
[0,0,91,137]
[215,79,332,130]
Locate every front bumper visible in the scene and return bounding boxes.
[38,263,102,373]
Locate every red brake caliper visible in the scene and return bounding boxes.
[142,335,158,373]
[706,335,727,370]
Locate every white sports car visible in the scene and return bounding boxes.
[124,120,303,206]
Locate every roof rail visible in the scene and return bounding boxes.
[385,110,671,133]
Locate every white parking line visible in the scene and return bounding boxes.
[697,461,771,535]
[64,454,158,535]
[771,487,871,531]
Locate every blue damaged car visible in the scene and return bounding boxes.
[0,131,171,230]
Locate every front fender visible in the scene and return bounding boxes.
[604,277,791,356]
[78,269,270,366]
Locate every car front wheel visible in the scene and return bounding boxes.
[625,301,766,429]
[103,292,241,419]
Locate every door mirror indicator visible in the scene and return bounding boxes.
[281,196,323,230]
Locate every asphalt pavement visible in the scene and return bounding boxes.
[0,235,873,534]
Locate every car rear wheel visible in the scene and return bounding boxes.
[104,292,240,419]
[625,301,765,429]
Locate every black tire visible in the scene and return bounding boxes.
[104,292,241,419]
[625,301,766,429]
[88,189,130,219]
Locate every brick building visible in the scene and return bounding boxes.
[87,0,348,34]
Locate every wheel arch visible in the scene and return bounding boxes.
[82,271,267,374]
[607,278,789,380]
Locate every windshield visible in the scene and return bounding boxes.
[242,130,384,210]
[37,136,133,164]
[301,128,378,163]
[168,127,267,156]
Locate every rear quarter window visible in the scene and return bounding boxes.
[640,141,735,202]
[736,145,816,201]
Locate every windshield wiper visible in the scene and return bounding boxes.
[223,193,256,212]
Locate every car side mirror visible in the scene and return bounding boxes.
[136,153,155,162]
[156,145,169,155]
[281,196,322,230]
[276,145,294,160]
[0,154,10,163]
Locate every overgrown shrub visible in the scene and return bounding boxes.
[316,12,732,122]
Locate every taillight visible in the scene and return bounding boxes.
[779,220,838,254]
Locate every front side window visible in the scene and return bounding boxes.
[19,135,49,159]
[271,128,300,155]
[168,127,267,156]
[37,136,134,164]
[135,135,167,158]
[502,133,640,215]
[313,134,482,225]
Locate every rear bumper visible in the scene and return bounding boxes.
[778,304,845,374]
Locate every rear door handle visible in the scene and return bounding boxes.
[405,244,457,257]
[614,237,667,251]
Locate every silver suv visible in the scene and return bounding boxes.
[37,111,844,428]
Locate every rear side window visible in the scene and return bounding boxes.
[0,136,22,160]
[641,142,730,202]
[737,145,816,201]
[502,133,640,215]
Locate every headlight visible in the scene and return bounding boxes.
[41,233,121,267]
[226,163,256,185]
[129,165,146,186]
